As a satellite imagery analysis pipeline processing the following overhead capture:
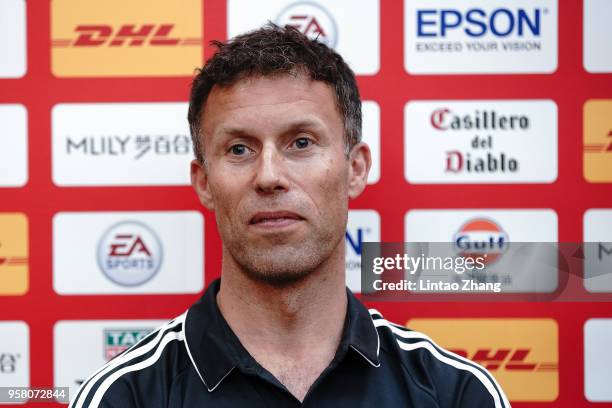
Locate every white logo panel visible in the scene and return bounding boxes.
[0,321,29,389]
[405,0,558,74]
[584,319,612,401]
[584,0,612,73]
[52,103,193,186]
[405,100,558,183]
[584,209,612,292]
[405,209,558,292]
[362,101,380,184]
[228,0,380,75]
[0,0,26,78]
[53,211,204,295]
[54,320,169,402]
[346,210,380,292]
[405,209,558,242]
[0,105,27,187]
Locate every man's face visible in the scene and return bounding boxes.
[191,72,370,285]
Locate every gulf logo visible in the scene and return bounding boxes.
[453,218,508,264]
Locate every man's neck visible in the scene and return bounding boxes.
[216,244,348,401]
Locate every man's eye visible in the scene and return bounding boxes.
[229,144,248,155]
[293,137,312,149]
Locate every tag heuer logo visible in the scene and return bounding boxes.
[103,328,153,360]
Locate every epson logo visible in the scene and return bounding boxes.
[346,228,367,256]
[345,210,380,292]
[405,1,557,74]
[416,8,545,38]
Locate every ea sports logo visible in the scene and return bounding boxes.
[97,221,163,286]
[453,218,508,265]
[276,2,338,48]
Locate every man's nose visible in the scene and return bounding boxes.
[253,144,289,194]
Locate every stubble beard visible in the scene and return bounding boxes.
[226,228,343,287]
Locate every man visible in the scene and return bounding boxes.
[71,24,510,408]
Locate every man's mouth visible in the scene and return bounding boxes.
[249,211,304,227]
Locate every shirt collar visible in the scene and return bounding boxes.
[184,279,380,392]
[345,285,381,368]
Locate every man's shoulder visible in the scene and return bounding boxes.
[69,313,192,408]
[368,309,511,408]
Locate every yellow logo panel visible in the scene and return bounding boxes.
[0,213,28,295]
[407,318,558,402]
[584,100,612,183]
[51,0,203,77]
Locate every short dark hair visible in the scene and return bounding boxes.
[187,23,362,164]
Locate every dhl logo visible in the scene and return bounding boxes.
[450,348,558,372]
[584,100,612,182]
[51,0,202,76]
[584,129,612,153]
[0,256,28,266]
[0,213,28,295]
[407,318,558,401]
[52,24,202,48]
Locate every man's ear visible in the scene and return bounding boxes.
[190,159,215,211]
[347,142,372,199]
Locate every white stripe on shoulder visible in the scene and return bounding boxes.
[373,317,510,408]
[89,329,185,408]
[397,340,504,408]
[70,313,186,408]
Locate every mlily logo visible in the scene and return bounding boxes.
[451,348,558,372]
[52,24,202,47]
[584,129,612,153]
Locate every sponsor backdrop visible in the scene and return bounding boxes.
[0,0,611,406]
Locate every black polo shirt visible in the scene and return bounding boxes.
[71,279,510,408]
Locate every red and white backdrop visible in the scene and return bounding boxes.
[1,0,612,406]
